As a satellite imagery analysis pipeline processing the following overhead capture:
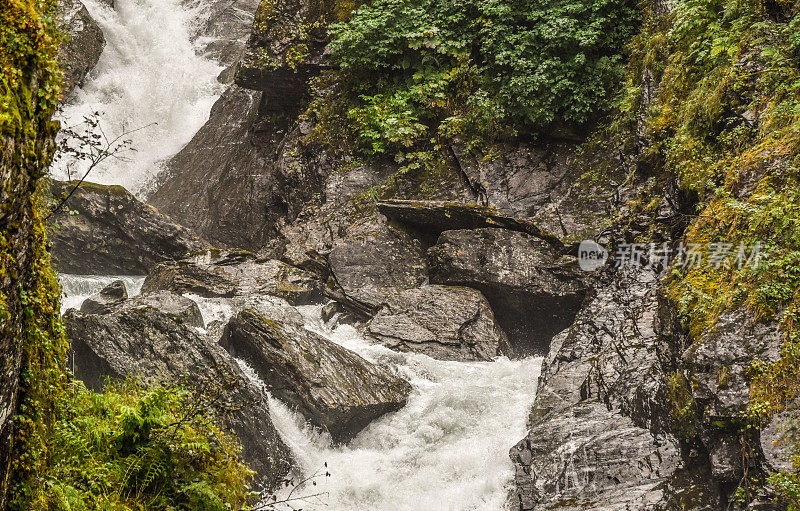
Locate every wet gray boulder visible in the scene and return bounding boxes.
[80,280,128,314]
[49,180,208,275]
[509,268,722,510]
[428,228,586,355]
[58,0,105,96]
[142,249,322,304]
[220,310,411,443]
[79,281,204,328]
[122,291,205,328]
[366,285,512,362]
[328,216,428,308]
[63,306,292,489]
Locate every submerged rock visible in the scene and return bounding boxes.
[366,285,512,362]
[142,249,322,304]
[49,180,207,275]
[220,310,411,443]
[428,228,586,355]
[57,0,105,96]
[63,306,292,489]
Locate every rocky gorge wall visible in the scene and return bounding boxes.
[35,0,800,507]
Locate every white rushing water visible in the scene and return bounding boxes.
[248,305,542,511]
[58,274,145,313]
[50,0,223,196]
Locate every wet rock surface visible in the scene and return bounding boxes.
[57,0,105,96]
[509,268,722,510]
[63,306,293,489]
[49,180,208,275]
[80,281,204,328]
[428,228,586,355]
[142,249,323,304]
[328,216,428,308]
[220,309,411,443]
[366,285,512,361]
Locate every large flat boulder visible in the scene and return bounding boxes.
[366,285,512,361]
[428,228,586,355]
[49,180,208,275]
[220,310,411,443]
[142,249,322,304]
[63,306,293,489]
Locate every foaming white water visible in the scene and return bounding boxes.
[262,305,543,511]
[51,0,223,196]
[58,274,145,313]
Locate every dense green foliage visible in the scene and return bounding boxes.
[12,379,252,511]
[322,0,638,154]
[618,0,800,503]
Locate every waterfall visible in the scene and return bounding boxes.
[50,0,223,197]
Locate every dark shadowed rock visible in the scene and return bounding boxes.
[509,268,721,510]
[685,309,782,420]
[428,228,586,355]
[80,280,127,314]
[366,285,512,361]
[142,249,322,304]
[376,199,563,248]
[58,0,105,96]
[682,310,783,482]
[63,306,292,489]
[49,180,208,275]
[328,216,427,308]
[148,86,326,249]
[220,310,411,442]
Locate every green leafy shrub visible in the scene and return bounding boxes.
[12,379,252,511]
[323,0,639,153]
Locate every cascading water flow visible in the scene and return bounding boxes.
[50,0,223,196]
[194,299,544,511]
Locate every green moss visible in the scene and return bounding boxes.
[667,371,700,440]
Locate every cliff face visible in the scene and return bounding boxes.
[0,0,64,506]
